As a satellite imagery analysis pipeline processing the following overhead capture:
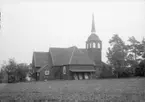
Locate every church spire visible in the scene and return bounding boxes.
[91,13,96,33]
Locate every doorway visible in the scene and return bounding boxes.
[72,72,93,80]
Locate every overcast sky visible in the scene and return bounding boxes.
[0,0,145,66]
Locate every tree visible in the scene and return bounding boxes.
[1,58,30,83]
[28,63,36,81]
[133,37,145,76]
[100,62,113,78]
[0,69,8,83]
[127,37,145,76]
[0,71,3,83]
[141,37,145,58]
[16,63,29,82]
[135,59,145,76]
[1,59,17,83]
[2,58,17,73]
[127,36,140,66]
[107,34,128,78]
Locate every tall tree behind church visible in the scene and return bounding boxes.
[126,36,141,70]
[107,34,128,77]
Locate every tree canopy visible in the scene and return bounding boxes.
[107,34,145,77]
[1,58,30,83]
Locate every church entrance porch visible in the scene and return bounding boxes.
[69,65,96,80]
[72,72,94,80]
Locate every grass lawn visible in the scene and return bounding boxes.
[0,78,145,102]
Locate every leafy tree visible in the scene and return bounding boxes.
[133,37,145,76]
[127,36,140,67]
[0,69,8,83]
[135,59,145,76]
[16,63,29,82]
[100,62,113,78]
[0,71,3,83]
[1,58,30,83]
[1,59,17,83]
[28,63,36,81]
[107,34,128,78]
[127,37,145,76]
[2,58,17,73]
[141,37,145,58]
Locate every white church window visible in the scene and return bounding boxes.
[45,70,50,75]
[98,43,100,48]
[90,43,92,48]
[63,66,66,74]
[93,43,96,48]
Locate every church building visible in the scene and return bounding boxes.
[32,14,102,81]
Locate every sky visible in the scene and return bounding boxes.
[0,0,145,66]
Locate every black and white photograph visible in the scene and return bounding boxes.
[0,0,145,101]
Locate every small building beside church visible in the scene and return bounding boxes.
[32,14,103,81]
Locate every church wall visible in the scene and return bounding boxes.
[62,65,72,80]
[87,48,102,64]
[52,66,62,79]
[95,66,101,78]
[38,64,101,80]
[39,66,54,81]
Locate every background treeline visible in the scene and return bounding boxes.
[0,34,145,83]
[0,59,32,83]
[100,34,145,78]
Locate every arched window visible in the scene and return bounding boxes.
[93,43,96,48]
[98,43,100,48]
[90,43,92,48]
[63,66,66,74]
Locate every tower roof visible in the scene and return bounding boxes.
[91,13,96,33]
[87,14,101,41]
[87,34,100,41]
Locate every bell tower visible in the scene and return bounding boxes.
[86,14,102,65]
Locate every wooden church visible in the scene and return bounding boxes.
[32,14,102,81]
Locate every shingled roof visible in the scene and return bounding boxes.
[69,65,96,72]
[33,52,49,67]
[49,46,94,66]
[49,47,73,66]
[33,46,96,68]
[69,47,95,65]
[80,49,88,54]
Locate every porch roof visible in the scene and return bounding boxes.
[69,66,96,72]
